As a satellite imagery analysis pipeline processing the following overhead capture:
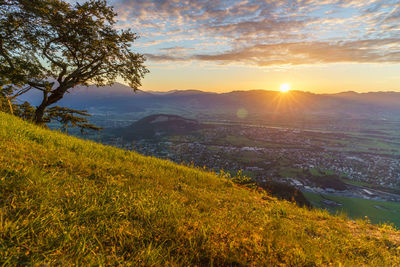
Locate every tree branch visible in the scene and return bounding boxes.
[42,37,67,70]
[11,85,33,98]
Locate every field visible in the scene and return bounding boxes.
[304,192,400,227]
[1,112,400,265]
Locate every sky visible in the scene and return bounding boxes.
[72,0,400,93]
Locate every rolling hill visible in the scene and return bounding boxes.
[1,111,400,265]
[107,114,201,141]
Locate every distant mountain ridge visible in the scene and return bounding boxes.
[18,83,400,119]
[330,91,400,107]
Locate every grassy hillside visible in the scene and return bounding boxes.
[0,112,400,266]
[304,192,400,227]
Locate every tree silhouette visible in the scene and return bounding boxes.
[0,0,148,125]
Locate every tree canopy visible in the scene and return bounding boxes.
[0,0,148,126]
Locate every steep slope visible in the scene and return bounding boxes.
[0,112,399,266]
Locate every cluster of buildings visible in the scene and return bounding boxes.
[125,123,400,191]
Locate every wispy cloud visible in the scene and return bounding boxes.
[109,0,400,66]
[193,38,400,66]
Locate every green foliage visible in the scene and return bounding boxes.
[0,89,13,113]
[13,101,34,120]
[0,112,400,266]
[0,0,148,124]
[0,89,100,132]
[46,106,102,133]
[231,170,257,188]
[0,87,33,118]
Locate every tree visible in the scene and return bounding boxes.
[46,106,102,133]
[0,0,148,125]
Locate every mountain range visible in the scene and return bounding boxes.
[19,83,400,120]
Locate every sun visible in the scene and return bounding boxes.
[280,83,291,93]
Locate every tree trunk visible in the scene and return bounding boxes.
[33,85,68,124]
[34,102,47,125]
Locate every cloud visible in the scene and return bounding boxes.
[159,46,195,52]
[192,38,400,66]
[144,53,187,62]
[110,0,400,66]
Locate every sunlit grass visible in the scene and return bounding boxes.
[0,112,400,265]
